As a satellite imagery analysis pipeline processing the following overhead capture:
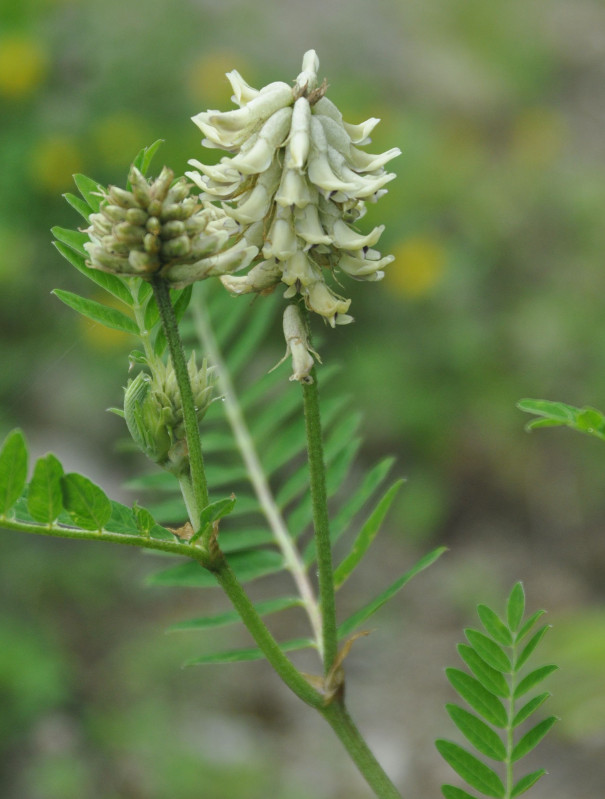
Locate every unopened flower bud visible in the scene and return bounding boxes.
[271,303,321,383]
[84,165,258,288]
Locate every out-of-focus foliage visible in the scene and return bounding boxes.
[2,0,605,796]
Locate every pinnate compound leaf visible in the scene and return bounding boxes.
[73,173,104,212]
[507,582,525,633]
[52,241,133,306]
[511,717,558,762]
[169,596,301,632]
[333,479,404,589]
[337,546,445,638]
[53,290,139,335]
[477,605,512,646]
[435,740,505,798]
[513,665,558,699]
[0,429,28,516]
[517,610,546,642]
[510,769,547,798]
[27,454,64,523]
[465,629,511,673]
[441,786,477,799]
[446,669,508,728]
[457,645,509,699]
[445,705,506,761]
[184,636,314,666]
[512,693,551,727]
[61,473,112,531]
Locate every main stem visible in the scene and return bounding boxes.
[302,366,338,674]
[151,277,209,524]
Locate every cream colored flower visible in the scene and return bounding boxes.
[187,50,400,326]
[84,165,257,288]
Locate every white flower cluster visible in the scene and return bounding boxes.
[186,50,400,326]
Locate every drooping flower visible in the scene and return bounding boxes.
[186,50,400,326]
[84,165,257,288]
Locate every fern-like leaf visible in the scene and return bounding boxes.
[438,583,557,798]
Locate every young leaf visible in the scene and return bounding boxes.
[445,669,508,728]
[476,605,512,646]
[133,504,156,537]
[441,786,477,799]
[61,473,112,531]
[131,139,164,177]
[0,429,28,516]
[435,740,505,798]
[515,625,550,671]
[445,704,507,761]
[512,693,550,727]
[457,644,509,699]
[511,717,558,762]
[336,546,446,638]
[507,583,525,633]
[73,173,104,212]
[464,629,511,673]
[168,596,301,632]
[53,290,139,336]
[183,636,314,666]
[513,665,558,699]
[27,453,64,524]
[191,495,237,542]
[52,241,133,306]
[333,479,404,589]
[510,769,546,798]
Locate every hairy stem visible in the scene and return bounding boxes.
[192,294,324,657]
[321,700,404,799]
[302,366,338,674]
[151,277,208,525]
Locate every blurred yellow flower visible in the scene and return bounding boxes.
[0,34,47,99]
[511,107,566,169]
[30,135,84,193]
[387,236,447,298]
[185,51,251,106]
[92,112,152,168]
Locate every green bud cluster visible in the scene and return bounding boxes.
[84,166,257,288]
[186,50,400,326]
[123,354,216,474]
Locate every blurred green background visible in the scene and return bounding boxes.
[2,0,605,796]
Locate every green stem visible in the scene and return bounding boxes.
[321,700,403,799]
[210,552,324,708]
[302,366,338,674]
[151,277,209,525]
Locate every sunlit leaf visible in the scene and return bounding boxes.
[476,604,512,646]
[63,192,92,221]
[465,629,511,673]
[131,139,164,177]
[456,644,509,699]
[513,665,558,699]
[73,173,105,212]
[510,769,546,797]
[512,693,550,727]
[516,625,550,671]
[51,225,89,257]
[516,610,546,642]
[52,241,133,306]
[507,583,525,633]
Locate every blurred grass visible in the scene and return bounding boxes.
[2,0,605,796]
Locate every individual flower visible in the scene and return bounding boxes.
[84,165,257,288]
[272,303,321,384]
[186,50,400,326]
[124,354,216,474]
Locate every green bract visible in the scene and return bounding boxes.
[186,50,400,326]
[84,165,258,288]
